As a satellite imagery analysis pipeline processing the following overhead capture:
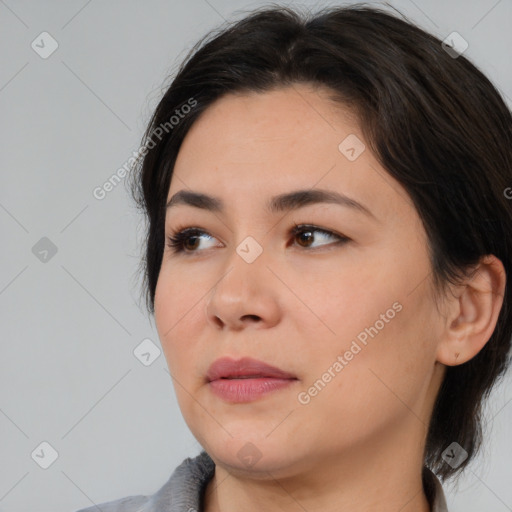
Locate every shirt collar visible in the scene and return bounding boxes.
[149,451,449,512]
[424,466,450,512]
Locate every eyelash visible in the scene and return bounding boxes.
[166,223,350,255]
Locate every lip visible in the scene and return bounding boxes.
[206,357,298,403]
[206,356,296,381]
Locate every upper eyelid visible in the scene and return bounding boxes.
[168,224,340,237]
[167,224,347,246]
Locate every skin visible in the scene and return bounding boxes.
[154,83,506,512]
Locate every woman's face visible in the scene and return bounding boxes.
[154,84,446,475]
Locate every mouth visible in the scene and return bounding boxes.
[221,375,272,379]
[206,356,298,403]
[206,356,297,382]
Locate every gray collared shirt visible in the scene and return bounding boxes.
[75,451,449,511]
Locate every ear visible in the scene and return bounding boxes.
[436,255,506,366]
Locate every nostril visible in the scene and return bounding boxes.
[213,316,224,329]
[242,314,261,322]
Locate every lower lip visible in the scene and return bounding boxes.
[208,377,296,403]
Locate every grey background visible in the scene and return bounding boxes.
[1,1,511,511]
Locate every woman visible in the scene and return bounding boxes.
[76,4,511,511]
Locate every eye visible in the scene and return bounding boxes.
[166,227,219,253]
[166,223,349,255]
[289,223,349,249]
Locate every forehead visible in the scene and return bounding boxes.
[174,84,357,170]
[169,85,406,222]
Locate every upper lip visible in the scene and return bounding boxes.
[206,356,297,381]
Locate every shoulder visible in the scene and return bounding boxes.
[72,451,215,512]
[74,494,149,512]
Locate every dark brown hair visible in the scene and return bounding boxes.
[128,3,512,482]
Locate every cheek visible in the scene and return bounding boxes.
[297,300,436,443]
[298,256,437,405]
[154,261,207,332]
[291,261,396,351]
[154,269,204,374]
[341,290,437,415]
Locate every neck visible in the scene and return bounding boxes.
[203,416,432,512]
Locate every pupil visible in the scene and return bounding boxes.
[298,231,312,246]
[185,236,199,250]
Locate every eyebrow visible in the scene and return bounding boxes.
[166,188,375,219]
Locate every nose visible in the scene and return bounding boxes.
[205,248,281,331]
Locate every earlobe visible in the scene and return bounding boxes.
[436,255,506,367]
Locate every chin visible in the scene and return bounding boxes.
[205,435,301,477]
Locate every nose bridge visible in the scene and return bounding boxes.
[205,233,280,329]
[212,234,268,304]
